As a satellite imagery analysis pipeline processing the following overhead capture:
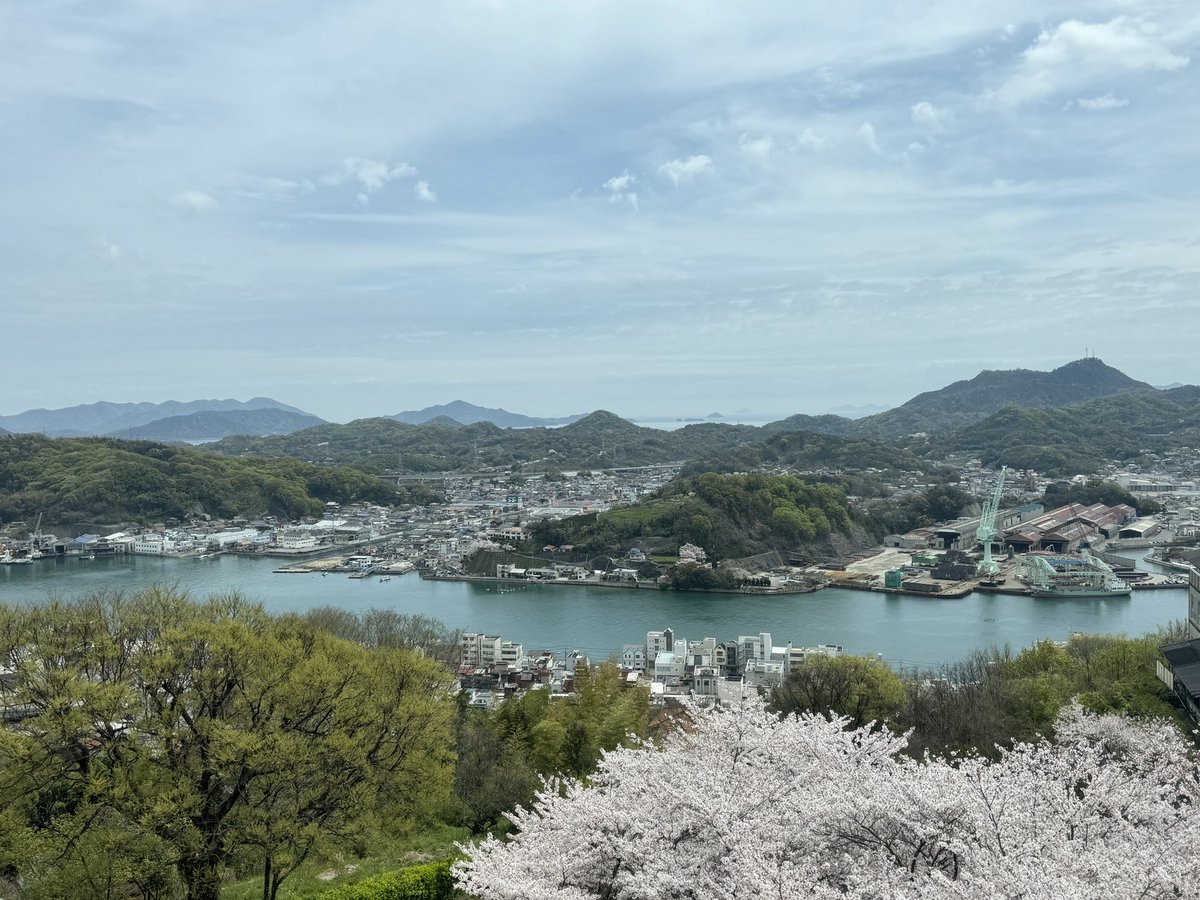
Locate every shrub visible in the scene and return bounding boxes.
[306,861,456,900]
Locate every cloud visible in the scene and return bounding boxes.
[414,180,438,203]
[910,101,946,129]
[92,237,123,261]
[173,190,219,213]
[320,158,418,205]
[995,17,1190,105]
[239,176,315,201]
[1075,93,1129,111]
[737,135,773,160]
[1024,18,1188,72]
[657,154,714,186]
[603,170,638,210]
[795,128,830,152]
[857,123,881,154]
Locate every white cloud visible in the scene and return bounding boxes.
[604,170,635,193]
[173,190,219,213]
[1075,93,1129,110]
[737,134,774,160]
[910,101,946,129]
[93,237,123,260]
[414,180,438,203]
[858,123,881,154]
[320,158,418,205]
[657,154,714,186]
[240,176,315,201]
[603,169,639,210]
[995,17,1190,105]
[795,128,830,152]
[1024,18,1188,72]
[4,1,1199,418]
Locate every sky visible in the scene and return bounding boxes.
[2,1,1198,422]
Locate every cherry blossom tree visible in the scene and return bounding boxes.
[456,698,1200,899]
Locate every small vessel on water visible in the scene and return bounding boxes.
[1017,550,1131,598]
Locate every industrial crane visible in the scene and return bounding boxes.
[29,512,44,559]
[975,466,1007,579]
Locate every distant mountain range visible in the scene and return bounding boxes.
[6,359,1195,479]
[391,400,584,429]
[107,408,326,442]
[824,403,889,419]
[854,358,1152,436]
[0,397,314,438]
[766,358,1154,439]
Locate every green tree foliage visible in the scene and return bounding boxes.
[865,484,973,536]
[663,565,741,591]
[680,430,933,478]
[306,860,456,900]
[898,633,1177,757]
[450,662,649,830]
[769,655,905,729]
[1042,478,1161,515]
[942,385,1200,476]
[0,591,455,900]
[451,711,540,832]
[298,608,462,667]
[210,413,763,475]
[0,434,435,526]
[530,473,861,562]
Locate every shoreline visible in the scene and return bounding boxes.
[416,570,1186,599]
[417,572,814,596]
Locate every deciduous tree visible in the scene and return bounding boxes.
[457,698,1200,900]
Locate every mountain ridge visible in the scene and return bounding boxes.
[0,397,313,437]
[391,400,584,429]
[763,358,1153,439]
[105,408,326,442]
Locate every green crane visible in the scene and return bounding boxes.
[975,466,1007,578]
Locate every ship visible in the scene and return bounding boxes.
[1016,550,1131,598]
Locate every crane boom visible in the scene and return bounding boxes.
[976,466,1007,578]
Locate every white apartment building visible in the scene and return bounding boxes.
[459,632,523,669]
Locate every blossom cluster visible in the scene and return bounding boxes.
[456,699,1199,899]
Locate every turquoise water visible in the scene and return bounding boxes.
[0,554,1186,668]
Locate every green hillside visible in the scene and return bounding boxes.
[680,430,935,478]
[943,385,1200,475]
[0,434,434,525]
[210,411,761,473]
[530,472,861,562]
[763,358,1155,441]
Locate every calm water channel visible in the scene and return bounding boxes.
[0,554,1188,669]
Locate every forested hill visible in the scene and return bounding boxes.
[530,472,865,563]
[859,357,1151,436]
[391,400,583,428]
[209,411,763,473]
[0,434,434,525]
[763,358,1154,440]
[942,385,1200,475]
[679,431,935,478]
[107,407,325,442]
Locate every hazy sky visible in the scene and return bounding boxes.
[3,1,1197,422]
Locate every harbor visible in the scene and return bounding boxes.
[0,552,1187,670]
